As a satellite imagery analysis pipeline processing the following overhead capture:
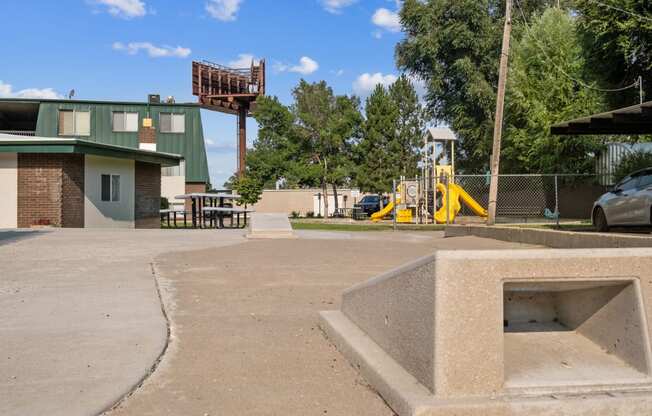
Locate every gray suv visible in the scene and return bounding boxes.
[593,168,652,231]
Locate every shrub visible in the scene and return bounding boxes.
[614,151,652,183]
[306,211,315,218]
[160,197,169,210]
[290,211,301,219]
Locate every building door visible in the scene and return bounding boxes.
[0,153,17,228]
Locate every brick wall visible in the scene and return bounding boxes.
[61,155,85,227]
[135,161,161,229]
[185,182,207,212]
[17,154,85,228]
[138,126,156,144]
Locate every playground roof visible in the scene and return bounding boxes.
[425,127,458,141]
[551,101,652,135]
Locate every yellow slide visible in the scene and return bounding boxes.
[371,199,399,222]
[435,183,488,224]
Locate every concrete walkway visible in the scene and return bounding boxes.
[109,232,537,416]
[0,229,246,416]
[247,212,296,239]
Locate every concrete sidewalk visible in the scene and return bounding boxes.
[109,233,537,416]
[0,229,245,416]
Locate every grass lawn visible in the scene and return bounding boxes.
[290,221,445,232]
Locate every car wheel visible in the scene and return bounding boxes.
[594,207,610,232]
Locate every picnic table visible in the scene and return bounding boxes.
[172,192,244,229]
[202,206,255,229]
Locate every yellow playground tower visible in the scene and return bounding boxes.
[371,127,487,224]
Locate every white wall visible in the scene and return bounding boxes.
[0,153,17,228]
[84,155,135,228]
[161,176,186,210]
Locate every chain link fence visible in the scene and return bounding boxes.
[454,174,613,223]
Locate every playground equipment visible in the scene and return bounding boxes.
[371,127,487,224]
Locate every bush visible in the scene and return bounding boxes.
[306,211,315,218]
[160,197,169,210]
[290,211,301,219]
[614,151,652,183]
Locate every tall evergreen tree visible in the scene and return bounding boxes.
[356,84,399,194]
[388,75,424,178]
[503,8,606,174]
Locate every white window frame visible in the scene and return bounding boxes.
[112,111,139,132]
[159,112,186,134]
[101,174,121,202]
[58,109,91,137]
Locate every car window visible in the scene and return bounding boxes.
[361,196,379,203]
[619,177,639,191]
[638,174,652,189]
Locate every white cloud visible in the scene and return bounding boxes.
[353,72,398,96]
[95,0,147,18]
[228,53,257,68]
[372,7,401,32]
[0,81,61,99]
[112,42,191,58]
[206,0,243,21]
[275,56,319,75]
[321,0,356,14]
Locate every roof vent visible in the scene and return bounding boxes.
[148,94,161,104]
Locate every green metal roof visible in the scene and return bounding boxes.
[0,98,210,184]
[0,135,182,166]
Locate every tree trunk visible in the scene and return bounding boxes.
[322,181,330,220]
[332,184,339,215]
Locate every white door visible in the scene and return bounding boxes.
[0,153,17,228]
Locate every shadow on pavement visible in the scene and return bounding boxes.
[0,230,45,246]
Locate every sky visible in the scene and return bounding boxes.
[1,0,409,187]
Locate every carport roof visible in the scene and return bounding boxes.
[0,133,182,166]
[551,101,652,135]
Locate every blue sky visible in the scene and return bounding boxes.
[1,0,408,187]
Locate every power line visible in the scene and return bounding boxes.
[585,0,652,23]
[514,0,641,93]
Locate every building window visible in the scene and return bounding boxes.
[59,110,90,136]
[101,174,121,202]
[112,112,139,132]
[160,113,185,133]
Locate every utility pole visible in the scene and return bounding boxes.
[487,0,513,225]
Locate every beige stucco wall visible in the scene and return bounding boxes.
[84,155,135,228]
[161,175,186,209]
[0,153,17,228]
[252,189,362,216]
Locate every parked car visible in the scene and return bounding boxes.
[355,195,390,216]
[593,168,652,231]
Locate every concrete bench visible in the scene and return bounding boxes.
[202,207,255,229]
[321,248,652,416]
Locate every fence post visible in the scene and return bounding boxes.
[555,175,560,228]
[392,179,397,232]
[445,175,451,226]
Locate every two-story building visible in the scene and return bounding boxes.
[0,96,210,229]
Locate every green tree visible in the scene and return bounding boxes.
[247,96,302,189]
[614,151,652,183]
[396,0,578,173]
[575,0,652,108]
[293,80,361,218]
[356,84,399,195]
[232,175,263,206]
[503,8,606,174]
[388,75,424,178]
